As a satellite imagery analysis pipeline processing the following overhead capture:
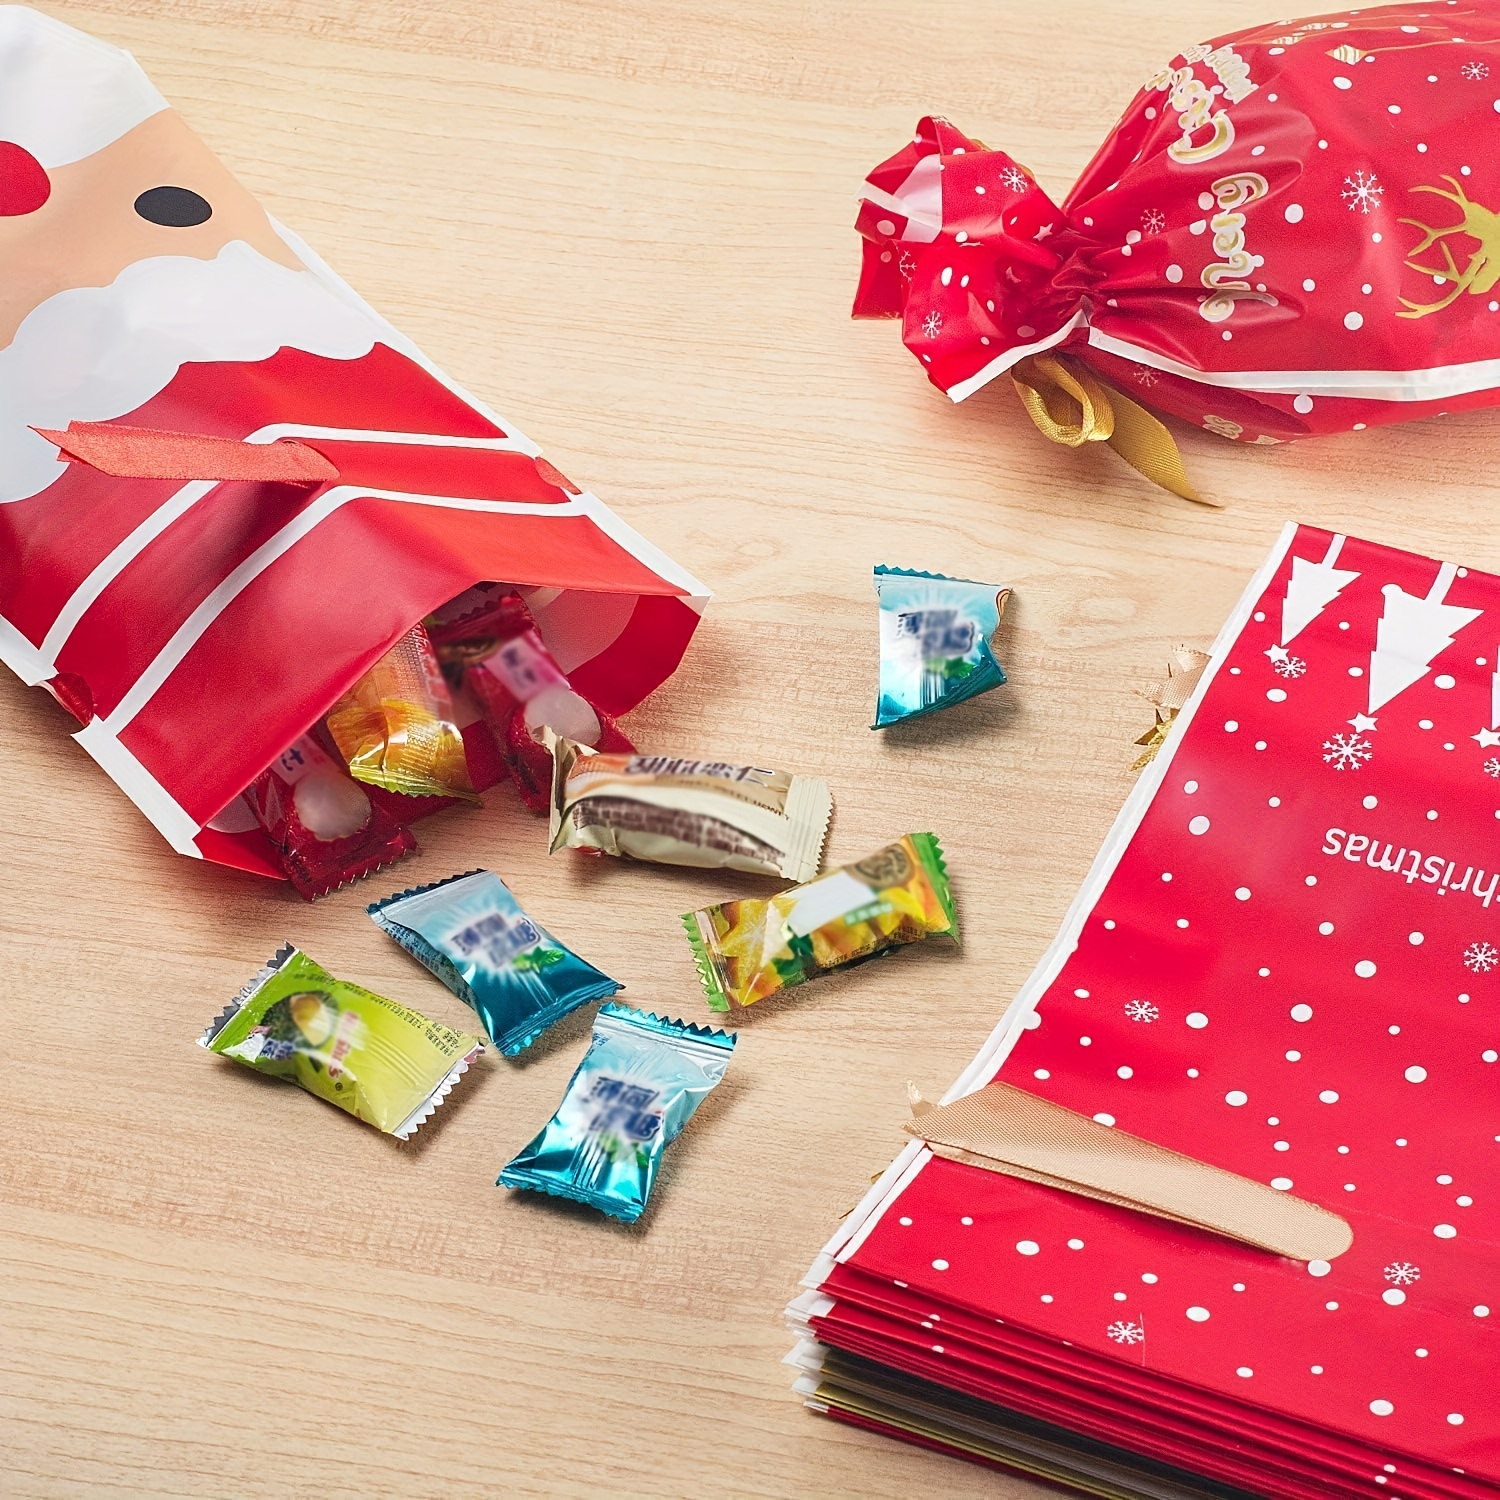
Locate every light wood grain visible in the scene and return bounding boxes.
[7,2,1500,1495]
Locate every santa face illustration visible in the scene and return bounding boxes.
[0,20,384,506]
[0,8,705,874]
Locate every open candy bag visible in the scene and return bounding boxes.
[0,8,706,887]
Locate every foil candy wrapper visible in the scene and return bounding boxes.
[498,1002,735,1222]
[873,567,1010,729]
[458,589,633,811]
[326,622,476,802]
[243,734,417,900]
[368,869,622,1056]
[683,833,958,1011]
[547,733,832,881]
[200,945,483,1137]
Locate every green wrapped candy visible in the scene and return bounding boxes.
[200,946,482,1137]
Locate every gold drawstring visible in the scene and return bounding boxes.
[1010,353,1217,506]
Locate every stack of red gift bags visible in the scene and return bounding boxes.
[788,525,1500,1498]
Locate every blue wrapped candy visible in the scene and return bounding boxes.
[872,565,1010,728]
[499,1003,735,1222]
[368,870,620,1056]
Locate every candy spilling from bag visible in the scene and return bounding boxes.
[0,8,706,893]
[855,1,1500,496]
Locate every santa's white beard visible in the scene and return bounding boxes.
[0,240,381,504]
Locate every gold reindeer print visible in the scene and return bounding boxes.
[1398,175,1500,318]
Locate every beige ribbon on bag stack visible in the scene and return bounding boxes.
[1011,353,1218,507]
[906,1083,1353,1262]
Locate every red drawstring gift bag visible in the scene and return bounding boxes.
[856,2,1500,496]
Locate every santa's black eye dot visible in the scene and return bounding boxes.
[134,185,212,227]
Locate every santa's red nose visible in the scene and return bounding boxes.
[0,141,51,216]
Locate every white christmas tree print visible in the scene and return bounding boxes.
[1464,941,1498,974]
[1343,170,1385,214]
[1281,534,1360,646]
[1367,563,1483,713]
[1124,999,1159,1023]
[1106,1320,1146,1345]
[1383,1262,1421,1286]
[1323,732,1373,770]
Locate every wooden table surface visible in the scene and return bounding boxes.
[7,2,1500,1495]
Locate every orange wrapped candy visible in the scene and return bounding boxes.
[326,623,475,802]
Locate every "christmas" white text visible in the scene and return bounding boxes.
[1322,828,1499,908]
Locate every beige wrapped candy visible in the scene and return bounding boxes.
[546,733,831,881]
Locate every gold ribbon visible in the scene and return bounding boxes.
[1132,644,1211,770]
[907,1083,1353,1263]
[1011,354,1217,506]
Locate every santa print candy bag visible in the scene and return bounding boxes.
[0,9,707,888]
[856,3,1500,491]
[791,524,1500,1496]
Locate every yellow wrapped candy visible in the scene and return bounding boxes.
[326,623,475,802]
[683,833,957,1011]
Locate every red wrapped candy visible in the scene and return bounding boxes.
[243,734,416,899]
[857,2,1500,485]
[449,586,632,810]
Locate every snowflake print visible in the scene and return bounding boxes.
[1342,170,1385,214]
[1463,941,1499,974]
[1383,1262,1422,1286]
[921,310,943,339]
[1273,654,1308,679]
[1323,732,1373,770]
[1131,365,1160,388]
[1125,999,1159,1023]
[1461,60,1490,80]
[1485,758,1500,778]
[1106,1320,1146,1346]
[1000,166,1029,193]
[1141,208,1167,234]
[898,250,916,281]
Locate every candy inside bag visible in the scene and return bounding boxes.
[457,590,634,811]
[873,567,1010,728]
[200,946,482,1137]
[684,833,957,1011]
[244,734,417,900]
[368,869,622,1056]
[326,623,476,802]
[498,1002,735,1222]
[425,582,538,666]
[548,734,832,881]
[496,700,635,812]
